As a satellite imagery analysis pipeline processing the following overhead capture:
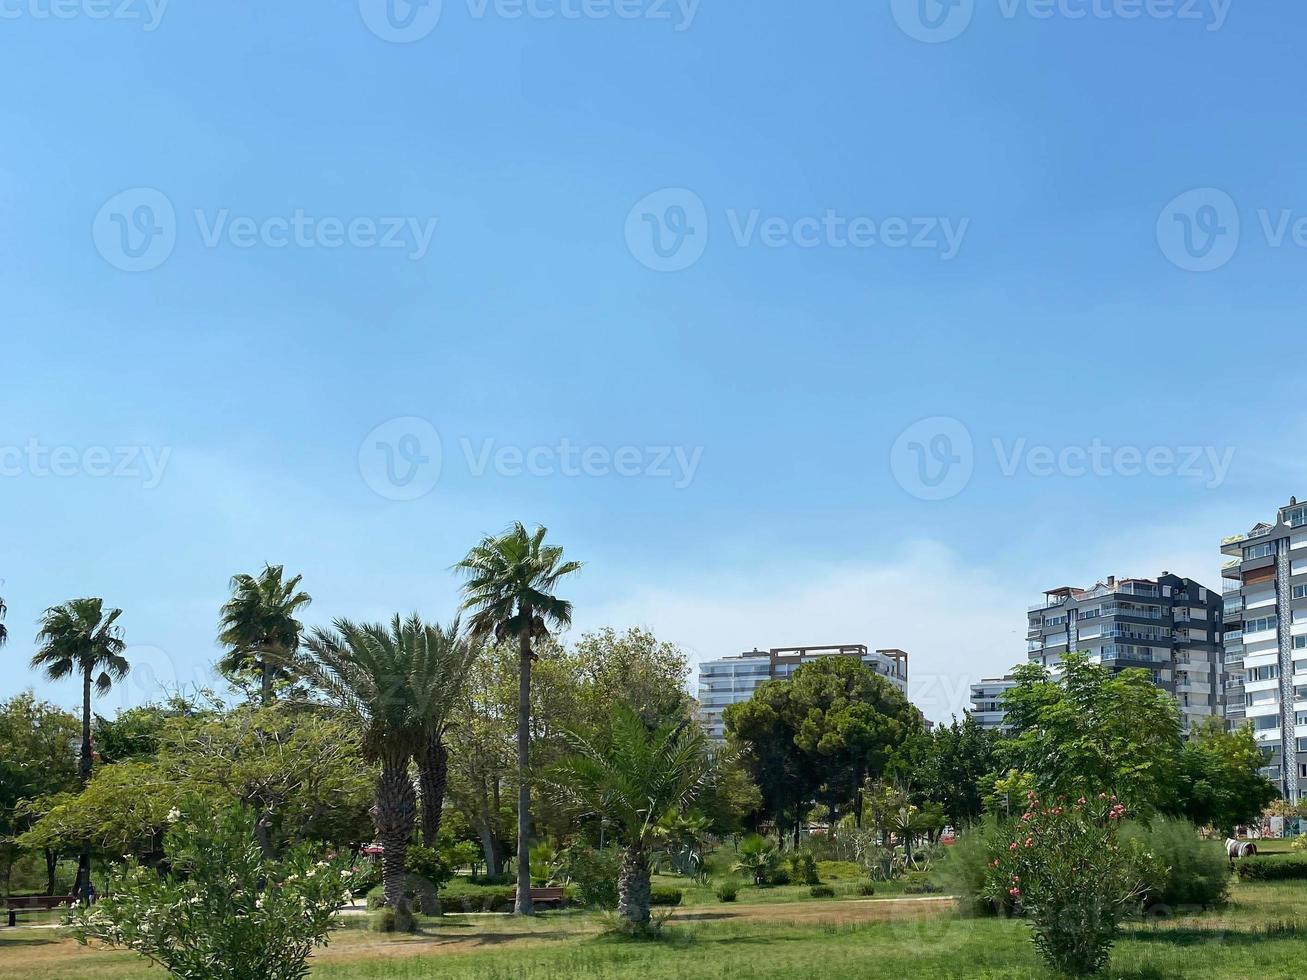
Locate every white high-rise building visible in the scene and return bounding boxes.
[696,644,909,740]
[1221,496,1307,803]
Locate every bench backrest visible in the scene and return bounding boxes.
[4,895,75,910]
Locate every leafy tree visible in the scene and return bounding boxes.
[894,714,1000,829]
[726,657,923,837]
[218,565,312,706]
[456,522,582,915]
[573,627,694,729]
[297,615,474,925]
[0,693,80,894]
[788,658,924,824]
[999,654,1182,813]
[31,597,130,902]
[1175,717,1278,835]
[72,804,358,980]
[546,705,714,930]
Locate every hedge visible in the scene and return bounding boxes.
[1235,856,1307,882]
[650,887,683,907]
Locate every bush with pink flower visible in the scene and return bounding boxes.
[984,792,1158,977]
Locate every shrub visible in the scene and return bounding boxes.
[856,882,876,896]
[789,852,820,886]
[1235,855,1307,881]
[903,881,942,895]
[985,794,1155,977]
[441,887,517,912]
[769,867,792,886]
[70,803,361,978]
[554,845,620,909]
[715,880,739,902]
[733,834,781,886]
[650,886,682,907]
[809,885,835,898]
[817,860,864,881]
[1122,817,1229,909]
[938,815,1007,917]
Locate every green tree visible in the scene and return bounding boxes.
[0,693,80,894]
[297,614,474,925]
[546,706,714,930]
[456,523,582,916]
[573,627,694,729]
[999,654,1182,812]
[31,597,131,903]
[218,565,312,706]
[1175,717,1278,835]
[724,684,813,845]
[895,714,1000,829]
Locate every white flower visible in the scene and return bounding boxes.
[166,808,182,823]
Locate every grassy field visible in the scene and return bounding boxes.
[1,879,1303,979]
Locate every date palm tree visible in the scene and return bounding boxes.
[456,523,582,916]
[297,614,475,924]
[218,565,311,706]
[547,706,714,930]
[31,597,130,903]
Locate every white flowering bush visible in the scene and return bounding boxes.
[71,804,359,980]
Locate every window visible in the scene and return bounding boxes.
[1255,715,1280,730]
[1294,584,1307,600]
[1246,614,1279,634]
[1245,542,1276,560]
[1295,635,1307,649]
[1287,506,1307,527]
[1252,664,1280,681]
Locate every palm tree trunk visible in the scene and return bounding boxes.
[374,760,417,928]
[76,668,93,905]
[260,651,273,707]
[514,620,534,916]
[617,845,651,929]
[418,736,448,846]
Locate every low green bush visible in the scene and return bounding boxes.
[936,816,1008,917]
[769,868,792,886]
[650,886,683,907]
[1236,855,1307,881]
[903,881,942,895]
[1122,817,1229,909]
[789,852,820,886]
[715,881,739,902]
[856,882,876,896]
[809,885,835,898]
[817,860,865,881]
[555,845,620,909]
[441,887,517,912]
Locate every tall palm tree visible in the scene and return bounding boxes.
[218,564,312,706]
[547,706,715,930]
[297,614,475,922]
[31,597,130,903]
[456,523,582,916]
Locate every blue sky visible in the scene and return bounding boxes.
[3,1,1306,722]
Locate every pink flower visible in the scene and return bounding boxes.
[1024,838,1034,848]
[1009,842,1019,851]
[1009,887,1021,897]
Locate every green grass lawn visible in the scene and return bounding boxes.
[2,880,1303,979]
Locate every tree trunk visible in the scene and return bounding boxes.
[514,618,534,916]
[44,849,58,896]
[374,760,417,927]
[418,736,448,846]
[616,845,651,929]
[260,650,274,707]
[76,668,93,905]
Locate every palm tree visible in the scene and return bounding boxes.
[0,592,8,648]
[31,598,130,903]
[218,565,312,706]
[547,706,714,930]
[297,614,475,923]
[456,523,582,916]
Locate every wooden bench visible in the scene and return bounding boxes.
[3,895,76,928]
[508,887,567,908]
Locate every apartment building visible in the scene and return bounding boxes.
[1017,572,1224,733]
[696,644,909,740]
[969,676,1017,730]
[1221,496,1307,803]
